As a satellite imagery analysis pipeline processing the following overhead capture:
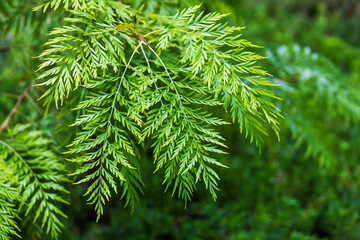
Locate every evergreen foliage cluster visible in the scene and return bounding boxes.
[1,0,360,239]
[0,124,68,239]
[0,0,281,239]
[266,45,360,168]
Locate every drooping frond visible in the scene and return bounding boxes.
[0,124,68,239]
[141,46,229,202]
[156,5,281,146]
[35,2,135,108]
[66,43,146,220]
[267,45,360,167]
[35,1,281,220]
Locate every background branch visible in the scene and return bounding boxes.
[0,85,31,134]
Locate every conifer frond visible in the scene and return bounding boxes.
[35,5,135,108]
[139,41,229,201]
[67,43,146,220]
[156,6,281,146]
[35,1,280,219]
[267,45,360,167]
[0,124,68,239]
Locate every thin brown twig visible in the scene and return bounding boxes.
[0,85,31,134]
[0,45,11,52]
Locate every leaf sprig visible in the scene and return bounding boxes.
[0,124,68,239]
[35,1,281,221]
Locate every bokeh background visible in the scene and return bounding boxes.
[1,0,360,239]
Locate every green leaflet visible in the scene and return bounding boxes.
[0,162,21,240]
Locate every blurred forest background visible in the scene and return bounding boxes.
[1,0,360,239]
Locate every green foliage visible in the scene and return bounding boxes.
[34,0,279,222]
[266,45,360,167]
[2,0,359,239]
[0,124,68,239]
[0,164,20,240]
